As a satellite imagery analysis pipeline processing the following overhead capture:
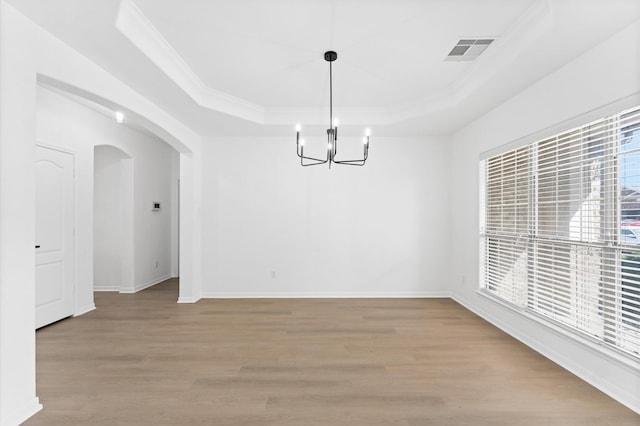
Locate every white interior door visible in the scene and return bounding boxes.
[35,145,75,329]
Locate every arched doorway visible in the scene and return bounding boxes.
[36,76,201,304]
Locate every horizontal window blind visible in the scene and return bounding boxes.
[480,105,640,359]
[483,147,529,308]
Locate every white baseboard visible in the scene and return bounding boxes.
[452,293,640,415]
[119,274,172,294]
[201,290,451,299]
[1,397,42,426]
[93,284,120,292]
[73,303,96,317]
[177,296,200,303]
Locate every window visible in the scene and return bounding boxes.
[621,228,638,242]
[480,105,640,359]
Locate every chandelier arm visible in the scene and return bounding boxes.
[333,159,366,165]
[301,146,329,166]
[298,133,331,163]
[332,135,368,165]
[301,158,328,166]
[299,154,329,163]
[297,131,331,166]
[298,146,328,163]
[331,151,368,165]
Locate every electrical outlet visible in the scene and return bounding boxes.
[270,271,276,279]
[461,275,466,285]
[155,260,159,269]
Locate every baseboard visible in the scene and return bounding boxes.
[93,284,120,292]
[74,303,96,317]
[201,290,452,299]
[451,293,640,415]
[119,274,172,294]
[1,397,42,426]
[177,296,200,303]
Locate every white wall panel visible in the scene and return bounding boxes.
[202,135,451,297]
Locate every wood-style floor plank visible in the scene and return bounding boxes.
[24,279,639,425]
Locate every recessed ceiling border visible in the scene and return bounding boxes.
[116,0,266,124]
[115,0,551,127]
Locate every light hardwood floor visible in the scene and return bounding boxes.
[25,278,638,425]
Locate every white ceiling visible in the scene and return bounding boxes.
[7,0,640,136]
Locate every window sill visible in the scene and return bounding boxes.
[476,288,640,372]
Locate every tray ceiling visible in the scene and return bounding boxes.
[7,0,640,135]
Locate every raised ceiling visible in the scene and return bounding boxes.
[7,0,640,136]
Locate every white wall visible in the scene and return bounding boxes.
[0,3,42,425]
[449,19,640,413]
[94,145,130,290]
[0,4,202,424]
[130,138,175,291]
[203,135,451,297]
[38,86,178,293]
[170,149,180,278]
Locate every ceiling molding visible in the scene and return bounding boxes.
[116,0,551,127]
[36,74,195,153]
[116,0,265,123]
[447,0,552,99]
[265,107,392,127]
[387,0,552,124]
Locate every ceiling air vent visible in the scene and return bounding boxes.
[445,39,494,62]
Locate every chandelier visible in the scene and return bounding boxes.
[295,51,370,167]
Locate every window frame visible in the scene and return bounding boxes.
[479,105,640,361]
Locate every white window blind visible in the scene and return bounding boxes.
[480,105,640,359]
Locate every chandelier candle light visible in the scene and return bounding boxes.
[296,51,370,167]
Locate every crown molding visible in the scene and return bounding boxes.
[116,0,551,128]
[116,0,265,123]
[264,106,392,126]
[388,0,552,124]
